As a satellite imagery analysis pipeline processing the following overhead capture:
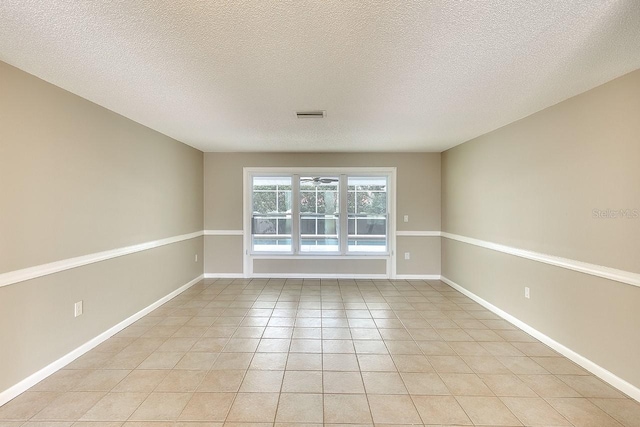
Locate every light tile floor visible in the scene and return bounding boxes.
[1,278,639,426]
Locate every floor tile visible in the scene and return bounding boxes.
[323,371,364,393]
[322,340,355,354]
[290,339,322,353]
[178,393,235,421]
[385,341,422,355]
[392,355,434,372]
[428,355,472,373]
[198,370,245,392]
[112,370,167,393]
[155,370,206,392]
[191,338,228,352]
[558,375,626,398]
[129,392,191,420]
[519,374,582,397]
[31,370,89,392]
[478,373,537,397]
[323,354,360,371]
[226,393,279,422]
[455,396,522,426]
[73,370,130,392]
[211,353,253,370]
[223,338,260,353]
[411,395,472,425]
[501,396,571,426]
[281,371,322,393]
[33,392,106,421]
[461,355,511,374]
[591,398,640,427]
[174,352,218,370]
[80,393,148,421]
[400,372,450,395]
[547,397,623,427]
[323,394,372,424]
[137,353,184,370]
[498,356,548,375]
[362,372,408,394]
[0,392,59,421]
[257,339,291,353]
[416,340,456,356]
[531,356,589,375]
[5,279,635,427]
[439,373,493,396]
[250,353,288,370]
[275,393,323,423]
[367,395,422,424]
[353,340,388,354]
[239,370,284,392]
[156,337,198,352]
[357,354,396,372]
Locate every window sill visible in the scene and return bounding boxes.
[250,253,390,259]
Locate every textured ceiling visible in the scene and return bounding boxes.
[1,1,640,152]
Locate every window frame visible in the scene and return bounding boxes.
[249,175,294,254]
[346,174,390,255]
[244,167,395,260]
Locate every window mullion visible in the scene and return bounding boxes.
[339,174,348,255]
[292,175,300,254]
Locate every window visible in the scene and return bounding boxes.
[251,177,292,252]
[348,177,388,252]
[249,170,392,255]
[300,177,340,252]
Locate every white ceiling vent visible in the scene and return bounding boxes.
[296,110,326,119]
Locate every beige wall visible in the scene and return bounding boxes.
[396,236,440,276]
[0,238,203,392]
[0,62,204,393]
[204,152,441,276]
[204,235,243,274]
[442,69,640,388]
[253,258,387,275]
[0,62,204,274]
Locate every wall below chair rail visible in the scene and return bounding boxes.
[0,237,203,394]
[0,61,204,397]
[441,69,640,391]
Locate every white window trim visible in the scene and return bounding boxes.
[243,167,397,278]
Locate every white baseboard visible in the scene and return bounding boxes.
[248,273,389,279]
[0,274,204,407]
[204,273,245,279]
[394,274,441,280]
[440,276,640,402]
[205,273,441,281]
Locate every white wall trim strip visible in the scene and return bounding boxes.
[441,232,640,288]
[0,231,204,288]
[394,274,441,280]
[250,255,389,260]
[204,273,245,279]
[204,230,244,236]
[0,274,204,407]
[440,275,640,402]
[249,273,389,279]
[396,231,441,237]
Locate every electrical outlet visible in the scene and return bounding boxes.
[524,287,530,299]
[403,215,409,223]
[404,252,410,260]
[74,301,83,317]
[195,254,198,262]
